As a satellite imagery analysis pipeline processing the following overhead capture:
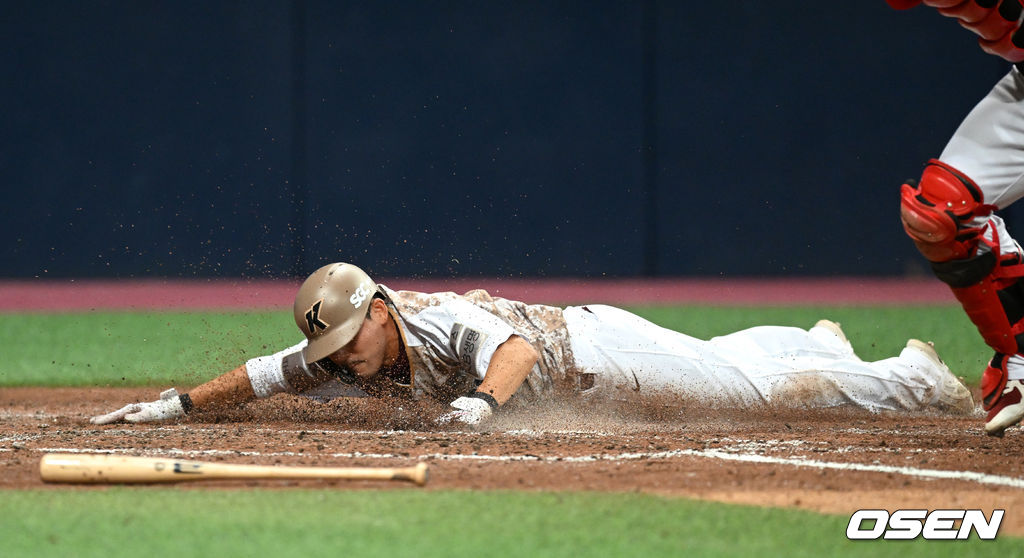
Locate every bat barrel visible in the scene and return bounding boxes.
[40,453,199,483]
[39,453,430,485]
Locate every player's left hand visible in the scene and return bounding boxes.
[436,396,494,426]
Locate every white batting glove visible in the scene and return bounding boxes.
[436,395,495,426]
[90,389,188,425]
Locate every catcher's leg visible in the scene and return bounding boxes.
[901,159,1024,436]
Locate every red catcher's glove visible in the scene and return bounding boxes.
[886,0,923,9]
[887,0,1024,62]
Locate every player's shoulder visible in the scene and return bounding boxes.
[380,285,469,314]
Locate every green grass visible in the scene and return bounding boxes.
[0,305,991,387]
[1,489,1018,558]
[0,311,300,387]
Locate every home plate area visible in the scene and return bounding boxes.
[2,387,1023,535]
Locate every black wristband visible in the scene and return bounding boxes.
[178,393,194,414]
[469,391,499,411]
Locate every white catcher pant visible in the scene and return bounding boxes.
[563,305,948,412]
[940,66,1024,211]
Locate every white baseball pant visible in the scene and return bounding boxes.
[563,305,948,412]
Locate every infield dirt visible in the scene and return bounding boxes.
[3,386,1023,535]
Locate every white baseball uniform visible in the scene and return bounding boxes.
[245,286,955,413]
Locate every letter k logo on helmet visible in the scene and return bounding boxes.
[304,299,330,332]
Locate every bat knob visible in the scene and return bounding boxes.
[412,462,429,486]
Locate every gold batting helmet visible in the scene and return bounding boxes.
[293,262,379,364]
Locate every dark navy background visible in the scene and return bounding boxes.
[1,2,1012,278]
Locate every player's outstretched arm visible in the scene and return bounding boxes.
[437,335,539,426]
[475,335,539,405]
[89,364,257,425]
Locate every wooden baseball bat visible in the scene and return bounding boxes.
[39,453,429,486]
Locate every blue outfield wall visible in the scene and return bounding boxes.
[1,2,1014,279]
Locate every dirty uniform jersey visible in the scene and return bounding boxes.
[246,287,959,414]
[244,286,576,404]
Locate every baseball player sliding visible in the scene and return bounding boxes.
[889,0,1024,435]
[91,263,974,427]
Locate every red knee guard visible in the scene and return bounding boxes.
[900,159,996,262]
[902,159,1024,354]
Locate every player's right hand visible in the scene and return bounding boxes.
[90,389,187,425]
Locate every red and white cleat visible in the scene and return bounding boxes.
[985,380,1024,437]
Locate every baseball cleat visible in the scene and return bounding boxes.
[984,380,1024,437]
[814,320,849,344]
[904,339,976,416]
[811,319,857,357]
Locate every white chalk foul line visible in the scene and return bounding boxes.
[25,445,1024,490]
[688,449,1024,489]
